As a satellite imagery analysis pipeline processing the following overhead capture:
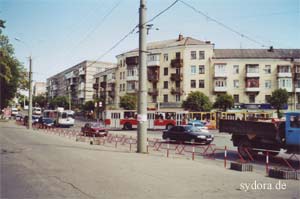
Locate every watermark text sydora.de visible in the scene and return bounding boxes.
[240,180,287,192]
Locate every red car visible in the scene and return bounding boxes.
[81,122,108,137]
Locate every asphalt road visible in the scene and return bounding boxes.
[1,120,300,199]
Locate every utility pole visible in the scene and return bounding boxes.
[137,0,147,153]
[28,56,33,129]
[69,88,71,110]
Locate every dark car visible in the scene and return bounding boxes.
[81,122,108,137]
[42,117,55,127]
[162,125,214,144]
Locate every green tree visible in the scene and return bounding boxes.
[33,95,47,108]
[213,94,234,111]
[120,94,137,110]
[182,91,212,111]
[268,88,289,118]
[0,20,28,109]
[83,101,95,112]
[48,96,69,109]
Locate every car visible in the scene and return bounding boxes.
[162,125,214,144]
[23,115,40,126]
[187,120,209,132]
[33,107,42,115]
[11,108,18,117]
[81,122,108,137]
[15,114,23,121]
[42,117,55,127]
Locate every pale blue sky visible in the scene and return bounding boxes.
[1,0,299,82]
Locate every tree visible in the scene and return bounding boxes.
[213,94,234,111]
[120,94,137,110]
[48,96,69,109]
[182,91,212,111]
[83,101,95,112]
[0,20,28,109]
[33,95,47,108]
[268,88,289,118]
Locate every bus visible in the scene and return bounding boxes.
[43,109,75,127]
[104,109,188,130]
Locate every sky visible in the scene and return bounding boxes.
[1,0,300,82]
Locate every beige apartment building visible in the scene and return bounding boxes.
[47,60,115,106]
[110,34,300,111]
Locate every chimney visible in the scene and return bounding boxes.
[178,34,183,41]
[268,46,274,52]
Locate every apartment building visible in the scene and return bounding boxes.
[111,34,300,111]
[93,67,117,109]
[33,82,46,96]
[47,60,115,106]
[116,34,214,109]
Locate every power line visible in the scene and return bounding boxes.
[179,0,268,48]
[85,0,180,69]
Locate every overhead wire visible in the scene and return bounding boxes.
[179,0,268,48]
[85,0,180,69]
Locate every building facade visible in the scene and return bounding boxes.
[111,34,300,111]
[33,82,46,96]
[47,60,115,106]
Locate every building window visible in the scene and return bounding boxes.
[246,64,259,73]
[163,53,168,61]
[278,65,291,73]
[199,51,205,59]
[164,67,168,76]
[279,78,292,88]
[265,80,271,89]
[215,80,226,87]
[233,80,239,88]
[233,65,239,74]
[233,95,239,103]
[191,80,196,88]
[163,94,168,102]
[119,84,122,91]
[190,51,196,60]
[265,95,271,103]
[264,65,271,74]
[191,65,196,74]
[175,94,180,102]
[199,65,205,74]
[199,80,205,88]
[123,83,126,91]
[163,81,168,89]
[249,94,255,103]
[120,72,122,80]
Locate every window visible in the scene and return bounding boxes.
[191,65,196,74]
[175,52,181,59]
[264,65,271,74]
[215,64,226,75]
[249,94,255,103]
[163,81,168,89]
[278,65,291,73]
[233,65,239,74]
[199,51,205,59]
[164,68,168,76]
[191,51,196,59]
[119,84,122,91]
[191,80,196,88]
[199,80,205,88]
[279,78,292,88]
[215,80,226,87]
[296,65,300,73]
[163,53,168,61]
[175,94,180,102]
[233,80,239,88]
[265,95,271,103]
[199,65,205,74]
[246,64,259,73]
[163,94,168,102]
[123,83,126,91]
[265,80,271,89]
[120,72,122,80]
[233,95,239,103]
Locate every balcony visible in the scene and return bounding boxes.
[100,82,107,88]
[159,102,182,108]
[147,59,160,67]
[79,67,85,75]
[79,82,85,90]
[171,88,184,95]
[126,75,139,81]
[214,86,227,92]
[296,103,300,110]
[78,91,84,99]
[294,73,300,80]
[148,74,159,82]
[170,73,183,81]
[148,88,158,96]
[127,88,138,93]
[278,86,292,92]
[278,72,292,78]
[170,59,183,68]
[214,71,227,78]
[295,88,300,93]
[245,87,260,92]
[108,91,115,97]
[126,56,138,65]
[52,85,58,90]
[246,64,259,77]
[93,83,99,90]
